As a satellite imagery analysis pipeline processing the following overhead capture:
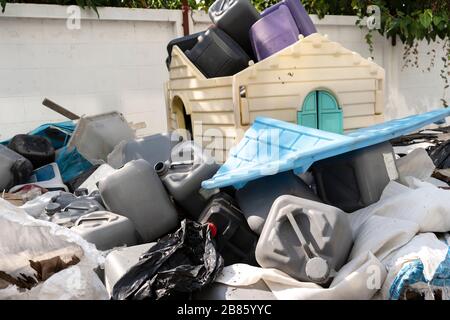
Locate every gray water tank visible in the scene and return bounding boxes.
[256,195,353,284]
[98,159,179,243]
[71,211,139,251]
[107,132,183,169]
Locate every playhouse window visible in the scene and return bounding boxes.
[297,90,343,134]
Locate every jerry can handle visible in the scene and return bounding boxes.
[286,211,330,283]
[217,0,235,15]
[74,212,118,226]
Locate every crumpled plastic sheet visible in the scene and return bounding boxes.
[19,191,62,218]
[0,198,108,300]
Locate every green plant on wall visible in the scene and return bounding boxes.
[350,1,450,107]
[1,0,449,105]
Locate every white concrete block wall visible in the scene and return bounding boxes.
[0,4,448,140]
[0,4,183,140]
[385,40,449,121]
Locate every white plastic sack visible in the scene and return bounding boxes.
[396,148,435,184]
[0,198,108,300]
[350,180,450,233]
[349,215,419,261]
[378,233,448,299]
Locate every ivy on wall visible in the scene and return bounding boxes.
[1,0,449,105]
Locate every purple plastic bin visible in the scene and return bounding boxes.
[249,4,299,61]
[262,0,317,37]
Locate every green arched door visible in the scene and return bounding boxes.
[297,90,343,134]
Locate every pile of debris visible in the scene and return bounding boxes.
[1,101,450,300]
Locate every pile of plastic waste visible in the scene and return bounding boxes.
[0,105,449,300]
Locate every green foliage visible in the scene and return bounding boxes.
[2,0,448,45]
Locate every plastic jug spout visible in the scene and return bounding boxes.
[154,161,169,176]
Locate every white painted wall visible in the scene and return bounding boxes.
[0,4,448,140]
[0,4,183,139]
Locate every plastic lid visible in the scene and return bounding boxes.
[207,222,217,238]
[305,257,330,283]
[45,202,61,216]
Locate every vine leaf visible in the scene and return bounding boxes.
[419,10,433,29]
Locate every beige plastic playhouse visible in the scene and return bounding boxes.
[165,33,385,162]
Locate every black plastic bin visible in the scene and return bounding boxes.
[8,134,55,169]
[166,31,205,70]
[208,0,260,59]
[185,27,250,78]
[198,192,258,266]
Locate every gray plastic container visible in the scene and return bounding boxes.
[193,281,275,300]
[312,141,399,213]
[236,171,322,235]
[156,141,219,220]
[71,211,138,251]
[107,132,183,169]
[256,195,353,284]
[98,159,179,243]
[208,0,260,58]
[0,144,34,191]
[48,196,105,228]
[104,243,157,295]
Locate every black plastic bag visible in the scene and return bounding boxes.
[112,219,224,300]
[429,140,450,169]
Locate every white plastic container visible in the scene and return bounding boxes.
[71,211,138,251]
[68,112,136,163]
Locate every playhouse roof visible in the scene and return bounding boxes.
[170,33,385,82]
[201,108,450,189]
